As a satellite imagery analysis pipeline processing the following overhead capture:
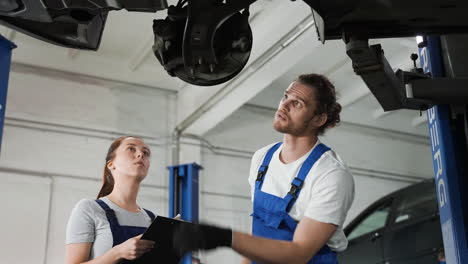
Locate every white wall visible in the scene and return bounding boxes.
[0,66,434,264]
[199,150,253,264]
[0,67,175,264]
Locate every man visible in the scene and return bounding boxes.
[173,73,355,264]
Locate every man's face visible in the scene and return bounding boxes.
[273,81,325,136]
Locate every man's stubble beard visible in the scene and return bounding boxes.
[273,118,286,133]
[272,116,315,137]
[272,119,304,136]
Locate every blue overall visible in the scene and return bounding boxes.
[95,199,155,246]
[251,142,338,264]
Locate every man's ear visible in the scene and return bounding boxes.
[314,113,328,128]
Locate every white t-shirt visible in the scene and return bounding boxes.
[66,197,154,259]
[248,141,355,252]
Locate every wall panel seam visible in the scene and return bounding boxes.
[4,116,171,146]
[0,166,167,189]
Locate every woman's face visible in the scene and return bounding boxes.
[108,137,151,182]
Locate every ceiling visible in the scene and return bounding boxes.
[0,0,429,138]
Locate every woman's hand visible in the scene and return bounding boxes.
[115,234,155,260]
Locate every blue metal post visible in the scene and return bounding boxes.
[419,36,468,264]
[168,163,202,264]
[0,35,15,154]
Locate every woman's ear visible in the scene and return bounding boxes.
[107,161,114,170]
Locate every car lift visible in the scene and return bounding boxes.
[337,32,468,263]
[168,163,202,264]
[0,35,15,152]
[417,36,468,264]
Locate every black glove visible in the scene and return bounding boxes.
[173,222,232,257]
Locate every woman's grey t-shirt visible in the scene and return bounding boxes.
[66,197,154,259]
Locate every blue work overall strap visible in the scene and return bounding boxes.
[284,143,331,212]
[95,199,120,228]
[256,142,283,189]
[143,209,156,221]
[96,199,155,223]
[95,199,154,247]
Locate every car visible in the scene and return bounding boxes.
[0,1,167,50]
[338,179,443,264]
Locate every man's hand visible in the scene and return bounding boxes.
[172,222,232,257]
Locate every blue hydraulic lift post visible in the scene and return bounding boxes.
[168,163,202,264]
[419,36,468,263]
[0,35,15,154]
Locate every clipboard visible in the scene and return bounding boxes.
[120,216,190,264]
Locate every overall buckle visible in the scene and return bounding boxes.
[256,165,269,181]
[288,180,304,199]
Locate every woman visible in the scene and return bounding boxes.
[65,136,156,264]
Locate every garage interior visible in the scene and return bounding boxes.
[0,0,465,263]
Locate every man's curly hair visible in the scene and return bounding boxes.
[296,73,342,135]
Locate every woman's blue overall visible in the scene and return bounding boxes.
[251,142,338,264]
[95,199,155,247]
